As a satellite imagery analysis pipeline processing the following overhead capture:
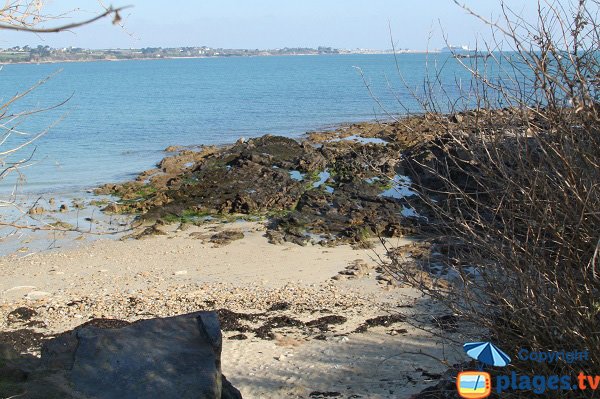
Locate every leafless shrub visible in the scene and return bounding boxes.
[383,1,599,396]
[0,1,126,236]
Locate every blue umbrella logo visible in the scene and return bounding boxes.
[463,341,511,367]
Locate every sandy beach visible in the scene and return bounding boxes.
[0,1,596,397]
[0,221,463,398]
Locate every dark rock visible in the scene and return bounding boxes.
[0,329,47,355]
[309,391,342,398]
[67,312,219,398]
[222,375,243,399]
[210,230,244,247]
[132,225,168,238]
[78,318,132,329]
[41,317,133,369]
[267,302,291,312]
[216,309,261,333]
[306,315,347,332]
[98,128,426,246]
[0,364,27,382]
[7,307,37,324]
[354,314,406,333]
[38,311,243,399]
[265,230,284,245]
[41,330,79,370]
[254,316,305,340]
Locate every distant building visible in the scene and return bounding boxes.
[441,45,471,53]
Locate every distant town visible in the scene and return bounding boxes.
[0,45,445,63]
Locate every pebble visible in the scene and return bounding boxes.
[25,291,50,300]
[0,279,388,350]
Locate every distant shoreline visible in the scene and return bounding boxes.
[0,51,436,66]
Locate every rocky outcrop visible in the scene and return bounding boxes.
[95,112,534,246]
[96,121,443,245]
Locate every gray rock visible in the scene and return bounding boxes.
[39,311,242,399]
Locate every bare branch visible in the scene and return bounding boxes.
[0,5,131,33]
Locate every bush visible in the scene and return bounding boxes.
[386,1,599,397]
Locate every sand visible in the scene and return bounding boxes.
[0,221,465,398]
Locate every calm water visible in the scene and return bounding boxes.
[0,54,474,194]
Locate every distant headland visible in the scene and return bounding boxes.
[0,45,432,64]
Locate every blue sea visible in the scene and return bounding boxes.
[0,54,474,194]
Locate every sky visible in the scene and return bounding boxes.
[0,0,540,50]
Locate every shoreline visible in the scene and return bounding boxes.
[0,117,396,259]
[0,113,442,258]
[3,117,392,198]
[0,51,436,66]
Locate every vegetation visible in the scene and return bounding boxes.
[383,1,599,397]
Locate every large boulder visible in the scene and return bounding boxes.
[39,312,242,399]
